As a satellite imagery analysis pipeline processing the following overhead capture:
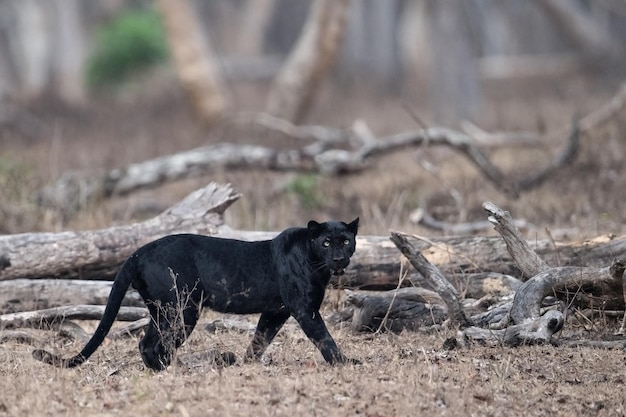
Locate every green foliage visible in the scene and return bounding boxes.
[286,174,325,209]
[86,9,168,88]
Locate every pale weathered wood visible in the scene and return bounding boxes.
[0,182,240,281]
[156,0,226,125]
[39,83,626,211]
[484,201,625,324]
[390,231,473,328]
[0,305,148,328]
[510,260,625,324]
[483,201,550,279]
[0,279,143,313]
[265,0,351,122]
[454,310,565,348]
[2,225,624,293]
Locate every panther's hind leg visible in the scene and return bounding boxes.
[244,310,291,362]
[139,320,171,371]
[139,303,201,371]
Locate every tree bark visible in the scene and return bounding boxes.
[156,0,226,125]
[484,201,550,279]
[484,201,626,322]
[2,214,625,290]
[345,288,447,332]
[51,0,86,104]
[265,0,351,122]
[0,182,240,281]
[0,279,143,313]
[390,231,474,328]
[0,305,148,328]
[454,310,565,348]
[510,260,625,324]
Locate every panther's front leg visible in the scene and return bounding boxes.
[293,311,349,364]
[244,310,291,362]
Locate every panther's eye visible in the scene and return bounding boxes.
[323,240,331,247]
[343,239,350,246]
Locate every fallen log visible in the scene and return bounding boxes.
[0,182,240,281]
[1,210,625,291]
[345,288,448,332]
[335,233,626,290]
[0,279,143,313]
[0,305,148,329]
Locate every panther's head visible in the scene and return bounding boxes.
[308,217,359,276]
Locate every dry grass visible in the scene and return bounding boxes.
[1,73,626,416]
[2,306,625,417]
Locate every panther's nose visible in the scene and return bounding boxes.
[333,256,345,263]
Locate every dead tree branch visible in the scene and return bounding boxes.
[38,83,626,212]
[456,310,564,348]
[410,206,532,235]
[483,201,551,279]
[389,231,474,328]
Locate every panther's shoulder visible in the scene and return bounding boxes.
[272,226,308,247]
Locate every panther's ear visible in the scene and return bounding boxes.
[307,220,322,238]
[346,217,359,236]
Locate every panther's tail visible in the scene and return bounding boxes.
[32,256,138,368]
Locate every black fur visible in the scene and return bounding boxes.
[33,218,359,370]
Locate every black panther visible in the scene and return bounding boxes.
[33,218,359,370]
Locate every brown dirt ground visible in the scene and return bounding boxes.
[1,72,625,416]
[1,310,625,417]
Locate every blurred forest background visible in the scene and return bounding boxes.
[1,0,625,237]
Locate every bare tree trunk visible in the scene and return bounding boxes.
[427,0,481,125]
[237,0,277,56]
[156,0,226,126]
[7,0,53,99]
[537,0,619,64]
[265,0,351,123]
[51,0,86,104]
